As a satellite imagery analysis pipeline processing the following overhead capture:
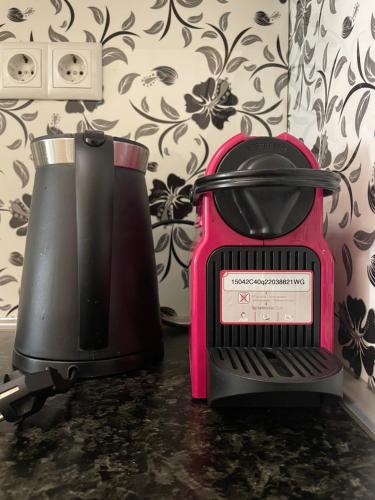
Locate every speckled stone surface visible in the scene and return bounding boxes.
[0,329,375,500]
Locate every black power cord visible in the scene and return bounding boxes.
[0,368,74,423]
[152,218,195,328]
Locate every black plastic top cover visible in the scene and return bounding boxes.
[201,137,339,239]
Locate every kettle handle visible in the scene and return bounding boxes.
[75,131,114,350]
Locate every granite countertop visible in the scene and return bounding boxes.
[0,329,375,500]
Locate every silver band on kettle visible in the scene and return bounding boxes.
[31,135,149,172]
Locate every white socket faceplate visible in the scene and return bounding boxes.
[0,42,102,100]
[48,42,102,99]
[0,43,47,98]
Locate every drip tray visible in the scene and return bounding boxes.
[207,347,343,407]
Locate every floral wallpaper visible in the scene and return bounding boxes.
[289,0,375,389]
[0,0,289,319]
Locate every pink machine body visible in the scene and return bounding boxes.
[189,133,342,405]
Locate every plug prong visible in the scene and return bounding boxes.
[0,386,20,400]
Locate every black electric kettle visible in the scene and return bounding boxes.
[0,131,163,422]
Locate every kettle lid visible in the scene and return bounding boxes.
[31,133,149,172]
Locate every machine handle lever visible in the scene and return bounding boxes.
[191,168,341,205]
[0,368,73,423]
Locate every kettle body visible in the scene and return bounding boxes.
[13,132,163,378]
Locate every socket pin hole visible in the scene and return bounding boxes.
[8,53,37,83]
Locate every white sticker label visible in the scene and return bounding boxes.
[220,271,313,325]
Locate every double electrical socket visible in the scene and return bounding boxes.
[0,42,102,100]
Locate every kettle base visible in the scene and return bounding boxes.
[13,345,164,379]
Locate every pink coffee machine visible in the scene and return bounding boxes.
[189,133,343,406]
